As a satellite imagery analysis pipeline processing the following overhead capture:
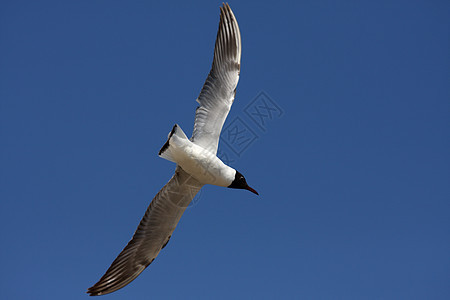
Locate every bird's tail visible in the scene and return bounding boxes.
[158,124,188,163]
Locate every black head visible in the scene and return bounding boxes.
[228,170,259,195]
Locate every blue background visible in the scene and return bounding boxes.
[1,1,449,299]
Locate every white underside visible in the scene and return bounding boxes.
[160,126,235,187]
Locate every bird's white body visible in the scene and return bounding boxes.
[159,124,235,187]
[175,143,235,186]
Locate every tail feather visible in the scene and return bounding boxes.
[158,124,188,163]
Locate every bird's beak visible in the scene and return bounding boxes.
[246,185,259,195]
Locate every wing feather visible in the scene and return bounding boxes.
[191,4,241,154]
[87,167,203,296]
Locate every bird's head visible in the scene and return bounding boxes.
[228,170,258,195]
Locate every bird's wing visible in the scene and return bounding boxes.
[191,3,241,155]
[87,166,203,296]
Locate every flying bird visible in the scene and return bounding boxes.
[87,3,257,296]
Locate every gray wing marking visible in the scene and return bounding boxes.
[191,4,242,154]
[87,166,203,296]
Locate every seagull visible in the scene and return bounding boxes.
[87,3,257,296]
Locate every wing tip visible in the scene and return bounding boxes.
[86,281,115,296]
[86,286,104,296]
[213,2,241,70]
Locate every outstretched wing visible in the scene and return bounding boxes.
[87,167,203,296]
[191,3,242,154]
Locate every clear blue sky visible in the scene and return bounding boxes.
[1,1,449,299]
